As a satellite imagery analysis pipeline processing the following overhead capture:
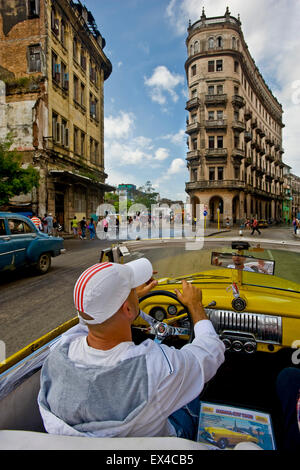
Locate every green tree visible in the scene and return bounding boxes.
[0,135,39,207]
[136,181,159,209]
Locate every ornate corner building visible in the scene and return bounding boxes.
[185,8,285,225]
[0,0,114,231]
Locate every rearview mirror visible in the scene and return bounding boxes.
[211,252,275,275]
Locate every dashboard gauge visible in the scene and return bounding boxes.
[167,305,177,316]
[151,308,166,322]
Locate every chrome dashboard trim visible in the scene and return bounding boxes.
[205,309,282,344]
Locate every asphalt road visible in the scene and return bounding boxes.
[0,226,299,359]
[0,238,112,358]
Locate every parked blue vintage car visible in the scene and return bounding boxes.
[0,212,65,274]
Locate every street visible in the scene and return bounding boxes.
[0,225,299,359]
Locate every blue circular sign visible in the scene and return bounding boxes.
[203,210,208,217]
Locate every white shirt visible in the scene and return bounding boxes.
[39,319,225,438]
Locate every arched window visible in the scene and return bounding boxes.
[190,44,194,56]
[232,36,236,49]
[194,41,199,53]
[217,36,223,48]
[208,37,214,49]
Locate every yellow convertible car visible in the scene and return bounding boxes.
[201,426,259,449]
[0,238,299,450]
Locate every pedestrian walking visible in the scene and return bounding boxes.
[292,217,298,235]
[88,218,96,240]
[251,218,261,235]
[71,216,78,238]
[52,216,58,237]
[42,214,48,233]
[45,213,54,235]
[31,212,42,231]
[102,216,108,239]
[79,217,87,239]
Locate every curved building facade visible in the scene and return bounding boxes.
[185,8,285,225]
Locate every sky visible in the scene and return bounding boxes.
[83,0,300,201]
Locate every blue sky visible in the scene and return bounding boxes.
[83,0,300,201]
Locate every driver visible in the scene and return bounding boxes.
[227,254,255,272]
[38,258,225,440]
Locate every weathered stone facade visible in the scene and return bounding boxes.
[185,8,285,225]
[0,0,113,231]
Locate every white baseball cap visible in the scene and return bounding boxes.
[74,258,153,324]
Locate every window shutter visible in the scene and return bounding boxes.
[56,122,60,143]
[65,128,69,147]
[63,73,69,90]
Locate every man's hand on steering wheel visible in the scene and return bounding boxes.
[136,271,158,298]
[174,280,208,325]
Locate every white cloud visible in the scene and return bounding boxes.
[104,111,135,140]
[162,129,186,146]
[144,65,184,105]
[105,140,152,166]
[154,147,170,161]
[168,158,186,175]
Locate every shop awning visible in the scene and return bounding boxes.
[49,170,116,192]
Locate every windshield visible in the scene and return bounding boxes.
[121,243,300,293]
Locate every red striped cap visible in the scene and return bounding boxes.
[74,258,153,324]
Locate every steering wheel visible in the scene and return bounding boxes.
[136,290,194,344]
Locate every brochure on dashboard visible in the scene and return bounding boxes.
[197,401,276,450]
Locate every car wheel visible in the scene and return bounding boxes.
[36,253,51,274]
[217,438,228,449]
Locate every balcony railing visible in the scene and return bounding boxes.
[232,120,245,132]
[186,150,201,160]
[244,131,252,142]
[186,180,247,191]
[205,119,227,129]
[244,109,252,121]
[185,97,200,110]
[205,93,227,106]
[232,94,245,108]
[205,148,227,157]
[186,121,200,135]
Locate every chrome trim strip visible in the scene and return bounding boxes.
[0,248,26,256]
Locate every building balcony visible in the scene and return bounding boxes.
[186,180,247,192]
[244,109,252,121]
[186,121,200,135]
[251,159,257,170]
[205,119,227,130]
[205,148,228,158]
[232,120,246,132]
[185,97,200,110]
[251,118,258,129]
[232,94,245,108]
[205,93,227,107]
[244,131,252,142]
[186,150,201,161]
[251,140,260,151]
[232,148,245,163]
[259,146,266,156]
